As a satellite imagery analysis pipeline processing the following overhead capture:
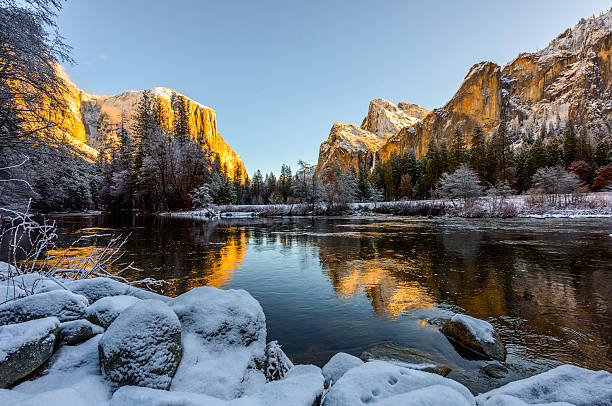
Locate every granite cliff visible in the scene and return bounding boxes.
[54,80,248,181]
[317,10,612,174]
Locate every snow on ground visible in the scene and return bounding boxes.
[475,364,612,406]
[322,352,364,386]
[451,314,496,343]
[85,295,141,328]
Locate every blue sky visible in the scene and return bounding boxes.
[58,0,611,176]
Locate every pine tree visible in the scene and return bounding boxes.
[469,126,486,179]
[450,127,467,171]
[356,164,371,202]
[593,141,610,168]
[493,118,511,183]
[422,137,440,197]
[575,127,591,162]
[173,95,191,142]
[562,120,577,166]
[278,164,292,203]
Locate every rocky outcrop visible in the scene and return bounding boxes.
[317,11,612,173]
[98,300,182,390]
[58,319,103,346]
[85,295,141,329]
[0,290,89,325]
[442,314,506,361]
[0,317,59,388]
[316,100,429,174]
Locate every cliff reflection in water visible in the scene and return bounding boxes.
[50,215,612,374]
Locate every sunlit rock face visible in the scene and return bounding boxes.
[51,79,248,181]
[317,11,612,173]
[316,100,430,174]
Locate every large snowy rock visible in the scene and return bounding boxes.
[98,300,182,390]
[0,290,88,325]
[169,286,267,399]
[322,360,475,406]
[475,364,612,406]
[360,344,451,376]
[0,283,27,303]
[41,277,169,304]
[85,295,141,328]
[58,319,103,345]
[322,352,364,386]
[12,335,111,405]
[0,317,59,388]
[442,314,506,361]
[110,363,324,406]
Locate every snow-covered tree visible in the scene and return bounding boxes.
[437,163,483,207]
[531,166,582,205]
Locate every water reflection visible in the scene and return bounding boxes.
[48,215,612,391]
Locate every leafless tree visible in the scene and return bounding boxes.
[437,163,483,208]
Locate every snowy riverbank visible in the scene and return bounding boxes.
[165,192,612,220]
[1,263,611,405]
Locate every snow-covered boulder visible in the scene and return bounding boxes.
[110,364,324,406]
[12,335,111,405]
[58,319,103,346]
[264,341,293,381]
[169,286,267,400]
[85,295,141,328]
[442,314,506,361]
[41,277,169,304]
[322,352,364,386]
[0,317,59,388]
[475,365,612,406]
[98,300,182,390]
[0,290,88,325]
[322,360,475,406]
[373,385,475,406]
[360,344,451,376]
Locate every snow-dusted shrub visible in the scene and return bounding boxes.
[0,204,162,304]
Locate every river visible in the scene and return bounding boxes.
[50,214,612,393]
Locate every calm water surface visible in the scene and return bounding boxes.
[50,214,612,392]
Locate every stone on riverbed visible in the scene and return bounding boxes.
[322,352,364,386]
[360,344,451,376]
[170,286,267,399]
[85,295,141,328]
[322,360,475,406]
[98,300,182,390]
[0,290,88,325]
[0,317,59,388]
[442,314,506,361]
[58,319,103,345]
[475,364,612,406]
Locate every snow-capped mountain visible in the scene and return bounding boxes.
[317,9,612,174]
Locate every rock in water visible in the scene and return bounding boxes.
[85,295,141,328]
[360,344,451,376]
[476,364,612,406]
[98,300,182,390]
[0,290,88,325]
[170,286,267,399]
[442,314,506,361]
[481,363,509,379]
[322,352,364,386]
[58,319,104,346]
[0,317,59,388]
[322,360,474,406]
[264,340,293,381]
